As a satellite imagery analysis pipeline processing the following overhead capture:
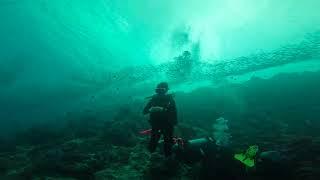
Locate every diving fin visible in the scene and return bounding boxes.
[234,145,259,168]
[234,153,255,167]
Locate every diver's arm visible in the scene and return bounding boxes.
[143,100,153,115]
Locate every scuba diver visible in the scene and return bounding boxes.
[143,82,178,157]
[167,50,194,80]
[171,137,292,179]
[139,129,293,179]
[177,51,192,70]
[176,50,193,78]
[172,137,247,179]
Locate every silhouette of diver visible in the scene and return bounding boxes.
[143,82,177,157]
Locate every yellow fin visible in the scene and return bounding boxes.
[234,153,255,167]
[234,153,245,161]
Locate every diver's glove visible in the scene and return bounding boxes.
[149,106,164,113]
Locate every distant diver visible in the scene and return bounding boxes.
[167,50,194,80]
[143,82,178,157]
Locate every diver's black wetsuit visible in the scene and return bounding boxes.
[174,138,247,180]
[173,137,294,180]
[143,94,177,157]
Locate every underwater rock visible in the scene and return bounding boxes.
[127,144,150,171]
[99,105,148,147]
[24,138,107,179]
[0,147,33,178]
[5,164,34,180]
[62,138,86,152]
[0,157,11,174]
[14,125,64,146]
[33,177,77,180]
[94,169,118,180]
[106,146,131,164]
[144,153,185,179]
[95,167,142,180]
[59,162,91,174]
[94,142,190,180]
[64,111,104,138]
[102,119,140,147]
[94,144,148,180]
[294,161,316,180]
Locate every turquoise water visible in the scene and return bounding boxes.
[0,1,320,179]
[1,0,320,133]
